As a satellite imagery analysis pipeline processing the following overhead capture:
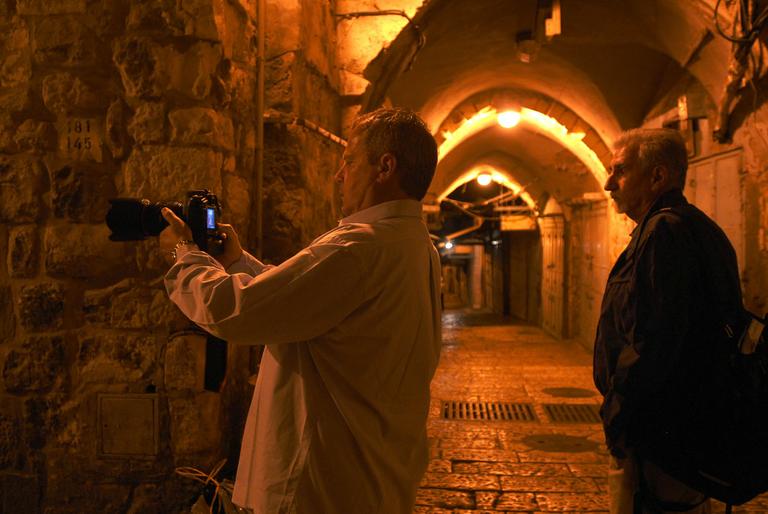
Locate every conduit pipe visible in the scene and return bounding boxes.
[255,0,265,259]
[263,112,347,147]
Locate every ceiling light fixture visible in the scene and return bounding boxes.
[476,173,493,186]
[497,111,521,128]
[444,241,454,250]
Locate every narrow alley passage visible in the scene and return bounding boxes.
[415,311,768,514]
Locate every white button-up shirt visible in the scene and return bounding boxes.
[164,199,442,514]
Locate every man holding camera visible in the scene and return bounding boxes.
[159,108,442,514]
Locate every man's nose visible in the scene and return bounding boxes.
[604,175,615,191]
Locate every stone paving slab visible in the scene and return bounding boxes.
[416,311,768,514]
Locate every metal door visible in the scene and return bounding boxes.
[685,149,744,272]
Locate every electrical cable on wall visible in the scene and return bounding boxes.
[712,0,768,142]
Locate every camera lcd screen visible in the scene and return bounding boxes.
[206,207,216,230]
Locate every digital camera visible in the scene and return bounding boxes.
[106,189,224,255]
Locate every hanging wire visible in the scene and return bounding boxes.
[176,459,232,514]
[712,0,768,141]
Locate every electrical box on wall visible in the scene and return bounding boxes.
[97,394,159,457]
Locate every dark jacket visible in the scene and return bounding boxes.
[593,189,742,457]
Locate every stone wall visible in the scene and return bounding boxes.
[258,0,342,263]
[0,0,344,512]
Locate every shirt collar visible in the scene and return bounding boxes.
[339,199,423,225]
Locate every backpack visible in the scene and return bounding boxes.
[634,205,768,509]
[674,309,768,506]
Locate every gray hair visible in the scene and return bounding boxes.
[351,108,438,200]
[614,128,688,187]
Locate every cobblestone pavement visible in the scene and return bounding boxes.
[414,310,768,514]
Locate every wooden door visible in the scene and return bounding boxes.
[540,216,565,338]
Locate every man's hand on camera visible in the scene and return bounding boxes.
[160,208,195,264]
[215,223,243,269]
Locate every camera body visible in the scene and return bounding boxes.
[106,189,224,255]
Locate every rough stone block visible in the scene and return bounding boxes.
[13,119,57,152]
[83,278,130,325]
[44,223,134,280]
[18,283,64,331]
[127,102,165,144]
[223,173,251,229]
[0,286,15,344]
[114,37,222,101]
[0,114,17,152]
[78,333,157,384]
[165,42,223,100]
[105,99,130,160]
[133,238,172,277]
[168,392,222,457]
[50,164,115,223]
[42,72,101,115]
[164,333,206,390]
[126,2,186,35]
[17,0,85,14]
[169,108,235,151]
[31,15,100,66]
[125,484,162,514]
[3,335,66,393]
[23,394,64,450]
[122,146,223,200]
[112,37,162,99]
[0,18,32,99]
[0,412,22,469]
[0,156,46,223]
[83,279,182,329]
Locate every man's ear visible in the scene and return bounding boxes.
[376,153,398,182]
[650,164,670,192]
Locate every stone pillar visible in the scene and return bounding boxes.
[471,245,484,309]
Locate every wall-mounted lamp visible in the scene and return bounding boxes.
[497,111,521,128]
[444,241,454,250]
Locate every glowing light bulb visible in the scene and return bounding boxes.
[445,241,454,249]
[476,173,492,186]
[497,111,521,128]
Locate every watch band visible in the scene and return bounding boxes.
[170,239,195,261]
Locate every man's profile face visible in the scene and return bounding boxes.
[335,133,378,217]
[604,145,655,223]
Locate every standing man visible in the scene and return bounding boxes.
[159,108,442,513]
[594,128,742,513]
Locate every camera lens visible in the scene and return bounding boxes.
[106,198,183,241]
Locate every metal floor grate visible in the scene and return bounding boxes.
[543,403,601,423]
[441,401,537,422]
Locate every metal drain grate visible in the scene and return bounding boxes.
[543,403,601,423]
[441,401,537,422]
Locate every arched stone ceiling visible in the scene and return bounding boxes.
[367,0,730,143]
[432,125,601,207]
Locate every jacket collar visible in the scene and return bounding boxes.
[626,189,688,254]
